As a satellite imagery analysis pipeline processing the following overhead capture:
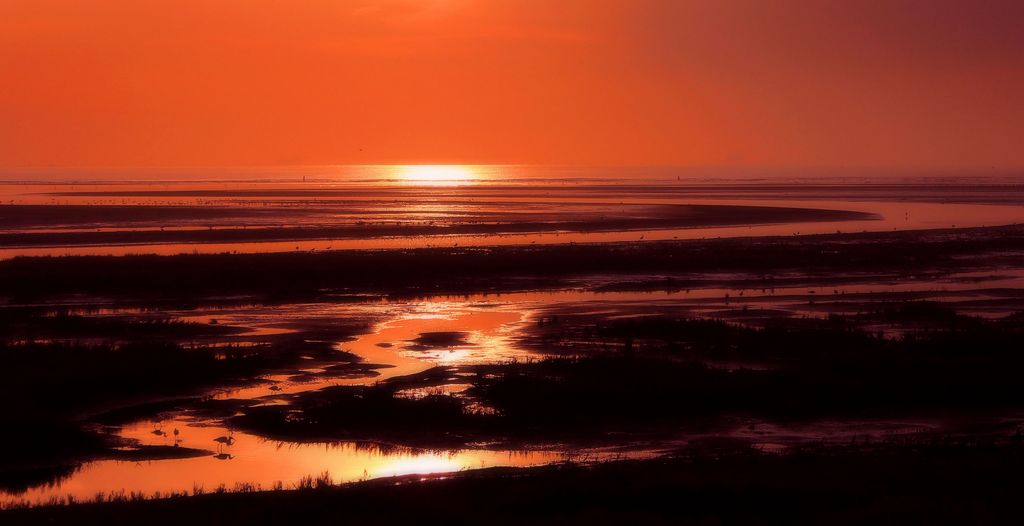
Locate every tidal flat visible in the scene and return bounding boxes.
[3,179,1024,523]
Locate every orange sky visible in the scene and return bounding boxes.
[1,0,1022,170]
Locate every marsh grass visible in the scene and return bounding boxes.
[3,224,1023,301]
[234,311,1024,446]
[5,437,1024,524]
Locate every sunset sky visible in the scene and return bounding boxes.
[1,0,1022,170]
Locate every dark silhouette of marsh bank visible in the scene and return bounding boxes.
[231,312,1024,447]
[2,224,1023,302]
[0,317,370,494]
[6,437,1024,525]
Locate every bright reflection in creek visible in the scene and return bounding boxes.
[3,298,646,506]
[27,422,569,504]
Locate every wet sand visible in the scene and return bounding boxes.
[0,203,872,248]
[4,178,1024,259]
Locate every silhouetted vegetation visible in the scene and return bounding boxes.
[5,224,1024,518]
[0,308,242,342]
[233,312,1024,446]
[0,335,359,487]
[2,224,1022,301]
[6,437,1024,524]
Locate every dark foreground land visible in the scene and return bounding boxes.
[5,438,1024,525]
[4,225,1024,522]
[231,308,1024,448]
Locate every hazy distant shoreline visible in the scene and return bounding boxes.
[4,178,1024,258]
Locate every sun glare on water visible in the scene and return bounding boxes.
[395,165,478,185]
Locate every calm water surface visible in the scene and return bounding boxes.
[2,167,1023,258]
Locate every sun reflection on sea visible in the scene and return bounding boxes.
[395,165,478,186]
